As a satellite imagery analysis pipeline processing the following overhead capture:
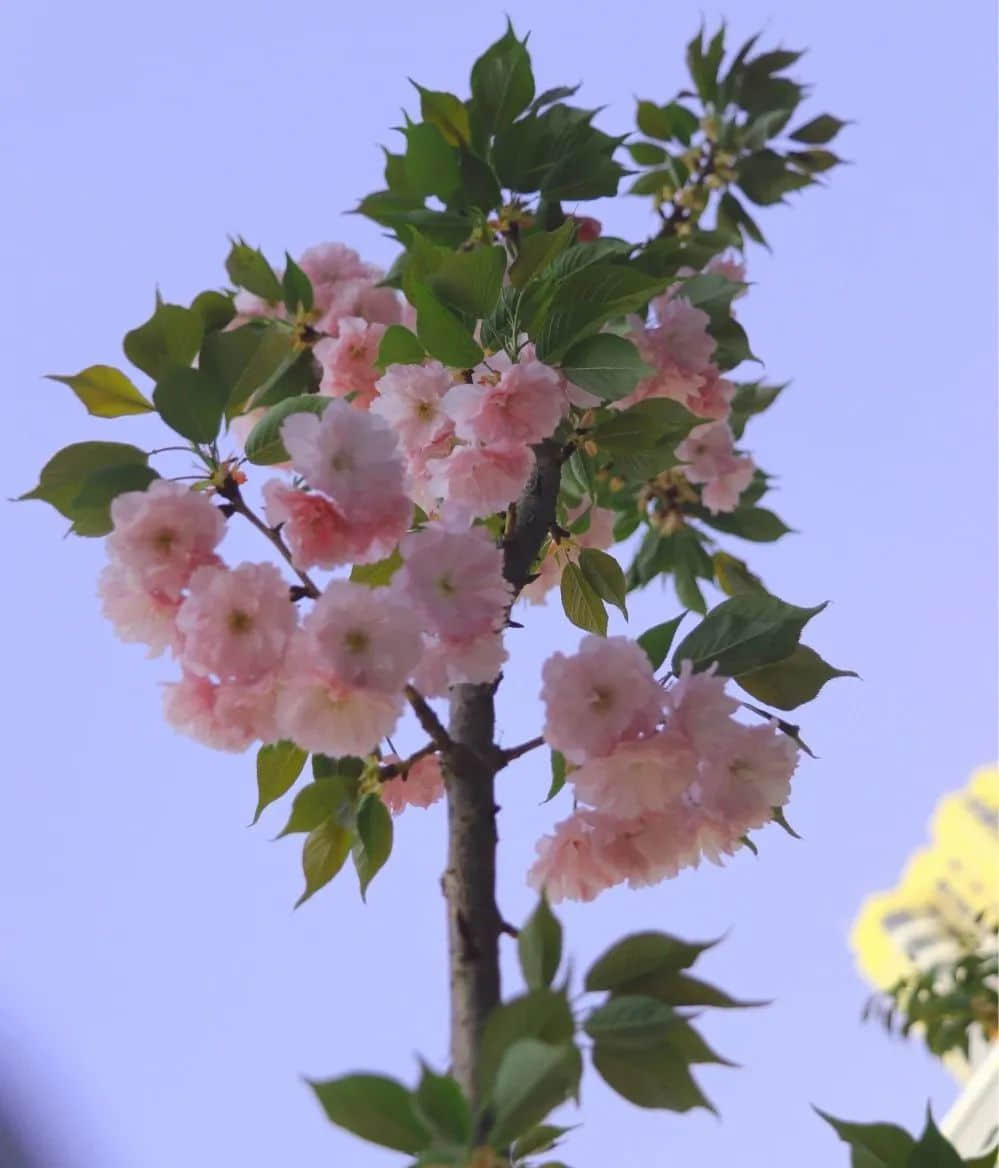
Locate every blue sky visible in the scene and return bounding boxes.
[2,1,996,1165]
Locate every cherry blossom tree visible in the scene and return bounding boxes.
[31,20,973,1167]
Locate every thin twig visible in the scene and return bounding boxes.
[378,741,439,781]
[499,920,520,939]
[216,477,321,600]
[404,685,451,750]
[499,735,545,767]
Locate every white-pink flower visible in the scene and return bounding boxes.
[176,563,295,682]
[276,676,403,758]
[569,730,697,819]
[303,580,422,694]
[399,524,511,640]
[371,361,454,453]
[107,480,225,600]
[527,810,631,903]
[541,635,666,765]
[262,481,353,571]
[410,629,508,696]
[163,671,278,753]
[429,443,534,522]
[98,563,180,657]
[315,316,386,408]
[666,661,741,752]
[380,754,445,815]
[675,421,755,513]
[442,355,566,446]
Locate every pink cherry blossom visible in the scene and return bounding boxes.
[442,355,566,446]
[371,362,455,453]
[569,730,697,819]
[675,421,755,513]
[696,721,798,824]
[410,630,508,696]
[541,635,666,765]
[297,241,373,287]
[98,563,180,657]
[429,443,534,522]
[380,754,445,815]
[621,809,705,887]
[176,563,295,682]
[107,480,225,600]
[665,661,741,751]
[262,481,353,571]
[163,671,278,753]
[315,316,386,407]
[706,254,747,286]
[521,505,616,605]
[527,810,632,903]
[303,580,423,694]
[399,525,511,640]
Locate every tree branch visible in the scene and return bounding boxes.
[500,735,546,767]
[378,741,439,780]
[404,685,451,750]
[501,439,565,594]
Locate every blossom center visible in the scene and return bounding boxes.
[588,685,614,712]
[344,628,370,654]
[228,608,253,634]
[435,573,457,597]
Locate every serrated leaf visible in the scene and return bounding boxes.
[243,394,330,465]
[592,398,699,452]
[518,896,563,990]
[578,548,628,618]
[296,818,352,906]
[488,1039,581,1147]
[585,932,719,992]
[200,324,313,417]
[413,1066,471,1149]
[478,990,575,1097]
[584,996,679,1048]
[470,21,535,135]
[909,1111,964,1168]
[560,561,607,635]
[427,246,506,319]
[414,84,471,146]
[377,325,427,370]
[815,1109,916,1167]
[789,114,848,144]
[310,1074,430,1153]
[225,240,282,302]
[152,366,228,444]
[253,741,307,824]
[403,122,461,201]
[560,334,651,401]
[624,970,767,1010]
[671,593,827,677]
[352,793,393,899]
[47,365,153,418]
[408,282,483,368]
[637,615,687,670]
[735,644,857,710]
[123,302,203,381]
[282,253,314,314]
[509,220,575,289]
[592,1041,715,1113]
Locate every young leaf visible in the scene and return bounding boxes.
[243,394,330,465]
[123,302,203,381]
[544,750,567,803]
[47,365,153,418]
[277,779,357,837]
[414,84,471,146]
[578,548,628,618]
[518,896,563,990]
[350,547,403,588]
[488,1039,582,1147]
[281,253,314,314]
[559,334,651,400]
[296,818,352,906]
[670,593,828,677]
[253,741,308,825]
[309,1074,431,1153]
[560,561,608,635]
[735,644,857,710]
[225,239,282,302]
[352,793,394,899]
[592,1041,714,1113]
[583,995,679,1048]
[637,615,687,670]
[712,551,766,597]
[152,367,229,444]
[469,20,535,135]
[377,325,427,370]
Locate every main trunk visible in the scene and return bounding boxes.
[443,682,502,1104]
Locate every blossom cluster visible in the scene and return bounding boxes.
[528,636,797,902]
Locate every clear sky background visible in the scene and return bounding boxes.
[2,1,996,1165]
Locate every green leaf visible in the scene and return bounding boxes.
[559,334,651,401]
[544,750,567,803]
[152,367,228,444]
[671,592,827,677]
[509,220,575,289]
[728,380,786,438]
[585,932,719,992]
[427,247,506,319]
[20,441,151,529]
[713,551,766,597]
[815,1110,916,1167]
[910,1112,963,1168]
[511,1124,574,1159]
[560,561,607,635]
[625,971,767,1010]
[377,325,427,370]
[735,644,857,710]
[584,995,679,1048]
[414,84,471,146]
[789,114,848,144]
[296,818,352,906]
[578,548,628,618]
[253,741,307,825]
[403,122,461,201]
[717,192,768,248]
[225,239,282,302]
[123,302,203,381]
[637,615,687,670]
[518,896,563,990]
[964,1149,999,1168]
[354,192,473,248]
[278,779,357,837]
[350,547,403,588]
[243,395,330,465]
[478,990,575,1096]
[470,20,535,135]
[189,290,236,333]
[635,101,697,144]
[67,463,160,536]
[488,1039,582,1147]
[699,506,791,542]
[352,793,393,900]
[661,1019,737,1066]
[592,398,699,452]
[628,141,668,166]
[199,324,313,416]
[673,530,708,615]
[47,365,153,418]
[408,283,483,368]
[282,253,314,314]
[310,1074,430,1154]
[312,754,365,782]
[788,148,842,174]
[592,1042,714,1113]
[413,1066,471,1149]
